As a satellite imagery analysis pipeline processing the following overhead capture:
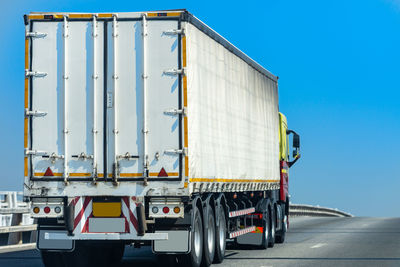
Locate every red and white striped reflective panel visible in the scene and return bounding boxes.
[229,226,256,238]
[228,207,256,218]
[71,196,139,234]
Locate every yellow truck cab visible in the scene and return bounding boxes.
[278,113,300,233]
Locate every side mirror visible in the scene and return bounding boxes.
[293,148,299,158]
[287,130,301,165]
[293,133,300,149]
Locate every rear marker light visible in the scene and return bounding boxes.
[163,207,170,214]
[54,206,61,213]
[33,207,40,214]
[44,207,50,214]
[152,207,159,214]
[173,207,180,214]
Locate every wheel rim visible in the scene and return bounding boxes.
[194,214,202,258]
[219,208,226,252]
[207,212,215,254]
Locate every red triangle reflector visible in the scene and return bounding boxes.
[158,167,168,177]
[44,167,54,177]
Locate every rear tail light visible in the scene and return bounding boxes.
[33,207,40,214]
[44,206,51,214]
[54,206,61,213]
[152,206,159,214]
[173,207,180,214]
[162,207,170,214]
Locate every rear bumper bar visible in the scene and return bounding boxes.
[44,231,168,241]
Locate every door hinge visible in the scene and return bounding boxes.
[163,107,187,116]
[92,165,98,184]
[164,148,187,156]
[25,31,47,38]
[163,29,184,36]
[25,109,47,117]
[163,68,185,76]
[112,162,120,186]
[25,70,47,78]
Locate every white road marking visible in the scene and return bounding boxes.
[310,243,327,249]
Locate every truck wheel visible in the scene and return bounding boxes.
[213,204,226,263]
[268,206,276,248]
[276,204,287,243]
[260,209,270,249]
[185,205,203,267]
[41,251,65,267]
[202,203,216,266]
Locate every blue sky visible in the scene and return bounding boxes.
[0,0,399,217]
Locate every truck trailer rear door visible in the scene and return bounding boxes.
[28,16,182,182]
[106,18,182,181]
[29,19,104,181]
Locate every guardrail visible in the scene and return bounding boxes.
[0,192,36,253]
[289,204,353,217]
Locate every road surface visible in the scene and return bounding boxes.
[1,217,399,267]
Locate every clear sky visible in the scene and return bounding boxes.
[0,0,399,217]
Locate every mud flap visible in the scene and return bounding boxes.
[38,230,74,251]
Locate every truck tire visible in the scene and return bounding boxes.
[202,203,216,267]
[260,208,270,249]
[268,206,276,248]
[276,204,287,243]
[185,205,203,267]
[41,251,65,267]
[213,204,226,264]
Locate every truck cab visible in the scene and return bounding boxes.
[278,112,300,220]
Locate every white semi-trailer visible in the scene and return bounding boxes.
[23,10,301,267]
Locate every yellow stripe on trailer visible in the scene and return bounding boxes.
[148,172,179,177]
[97,13,113,18]
[182,35,189,177]
[28,14,64,20]
[147,12,182,17]
[24,37,29,177]
[28,15,44,20]
[34,172,63,177]
[68,14,92,19]
[119,173,142,177]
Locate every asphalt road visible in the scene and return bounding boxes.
[1,217,399,267]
